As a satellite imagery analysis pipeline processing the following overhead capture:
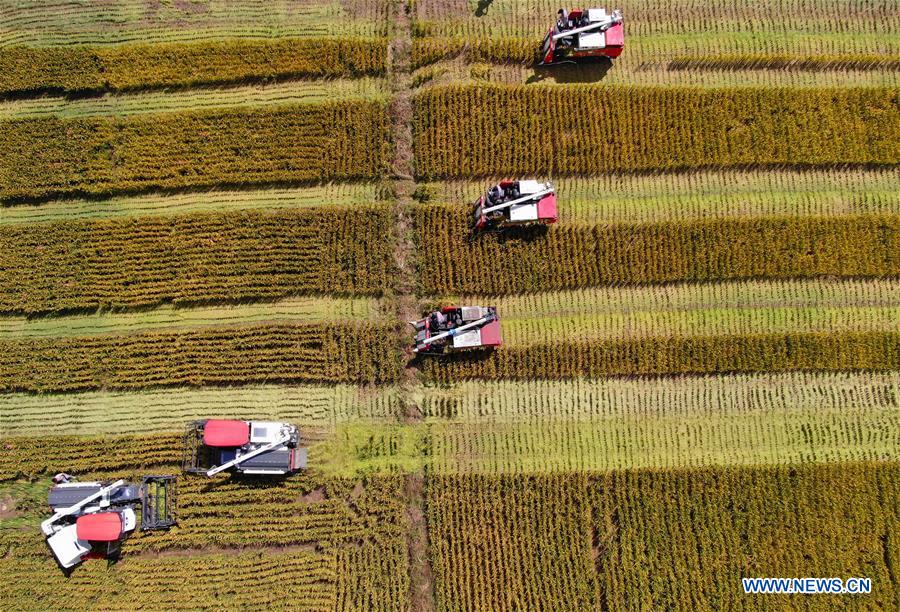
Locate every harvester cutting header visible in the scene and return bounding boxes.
[540,7,624,65]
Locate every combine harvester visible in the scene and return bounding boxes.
[42,474,175,571]
[472,180,557,231]
[411,307,502,355]
[183,419,308,477]
[539,7,624,66]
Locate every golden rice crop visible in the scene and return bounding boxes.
[0,101,391,202]
[0,38,387,95]
[0,207,396,314]
[427,463,899,610]
[0,434,181,480]
[422,331,900,383]
[0,551,337,610]
[413,206,899,294]
[0,322,402,393]
[413,85,898,177]
[411,37,536,69]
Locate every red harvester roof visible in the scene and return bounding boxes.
[76,512,122,542]
[203,419,250,447]
[480,320,503,347]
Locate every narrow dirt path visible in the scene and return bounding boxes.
[387,2,435,610]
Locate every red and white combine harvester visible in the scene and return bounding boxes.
[41,474,175,571]
[183,419,307,477]
[472,180,557,231]
[540,8,624,65]
[411,307,502,355]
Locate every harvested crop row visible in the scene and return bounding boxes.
[422,331,900,383]
[3,0,391,46]
[0,297,383,338]
[0,207,395,315]
[0,322,402,393]
[413,85,898,177]
[0,78,391,122]
[412,0,892,40]
[668,53,900,72]
[414,207,899,294]
[420,169,900,225]
[0,38,387,96]
[0,101,391,202]
[0,184,390,226]
[412,38,900,72]
[420,372,900,421]
[427,463,899,610]
[427,412,899,474]
[0,384,400,437]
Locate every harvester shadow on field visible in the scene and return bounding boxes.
[475,0,494,17]
[526,58,612,84]
[194,473,289,494]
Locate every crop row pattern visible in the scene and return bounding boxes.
[0,38,387,95]
[1,101,391,202]
[413,207,899,294]
[427,463,899,610]
[422,331,900,382]
[0,207,395,314]
[413,85,898,177]
[0,322,402,393]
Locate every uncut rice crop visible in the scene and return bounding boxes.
[0,101,391,202]
[422,331,900,383]
[0,207,396,315]
[413,206,899,294]
[413,85,898,178]
[0,322,402,393]
[427,463,899,610]
[0,38,387,95]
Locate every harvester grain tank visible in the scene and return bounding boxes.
[411,306,502,354]
[472,180,557,231]
[183,419,307,477]
[539,7,624,65]
[42,474,175,570]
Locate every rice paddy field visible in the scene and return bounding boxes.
[0,0,897,610]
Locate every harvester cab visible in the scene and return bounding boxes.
[411,306,502,355]
[540,7,624,65]
[41,474,176,571]
[183,420,307,478]
[472,180,557,231]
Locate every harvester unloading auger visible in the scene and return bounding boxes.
[540,7,624,66]
[472,180,557,231]
[412,307,502,355]
[183,419,307,477]
[42,474,175,571]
